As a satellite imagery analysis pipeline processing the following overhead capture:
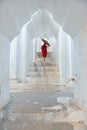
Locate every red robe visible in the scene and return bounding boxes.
[41,39,50,59]
[41,44,47,58]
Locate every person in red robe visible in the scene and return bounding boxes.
[41,39,50,61]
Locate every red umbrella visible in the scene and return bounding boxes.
[41,39,50,46]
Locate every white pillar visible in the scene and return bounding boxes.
[10,37,18,80]
[17,27,27,82]
[0,34,10,109]
[32,38,36,63]
[51,37,58,64]
[65,34,72,79]
[59,28,67,81]
[58,27,63,82]
[25,29,31,73]
[59,27,72,82]
[27,37,33,66]
[55,38,59,65]
[26,29,35,77]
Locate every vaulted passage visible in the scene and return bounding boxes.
[10,10,73,89]
[0,0,87,130]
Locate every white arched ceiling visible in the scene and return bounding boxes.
[27,10,60,39]
[0,0,87,41]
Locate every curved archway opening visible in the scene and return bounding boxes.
[10,9,73,91]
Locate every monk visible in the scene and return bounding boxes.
[41,39,50,61]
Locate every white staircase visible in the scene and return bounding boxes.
[18,60,63,90]
[10,59,74,91]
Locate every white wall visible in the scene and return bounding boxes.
[0,34,10,109]
[74,24,87,125]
